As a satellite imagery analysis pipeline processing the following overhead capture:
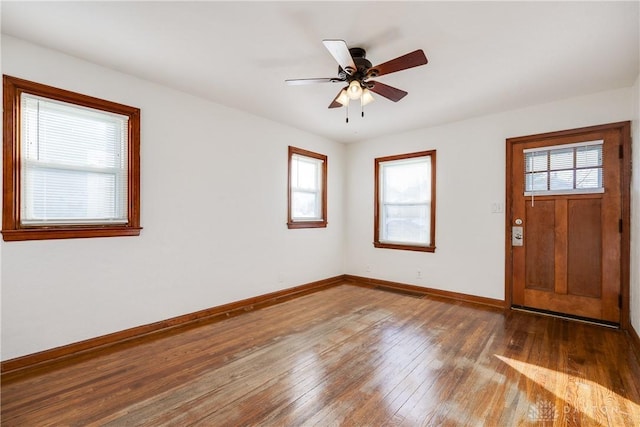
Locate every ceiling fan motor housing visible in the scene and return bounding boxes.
[338,47,374,83]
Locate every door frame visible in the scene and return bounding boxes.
[505,122,632,328]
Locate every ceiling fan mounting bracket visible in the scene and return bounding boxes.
[348,47,366,59]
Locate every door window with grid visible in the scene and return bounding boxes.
[524,141,603,196]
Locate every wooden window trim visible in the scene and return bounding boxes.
[2,75,142,241]
[374,150,436,252]
[287,146,327,229]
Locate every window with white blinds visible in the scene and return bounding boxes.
[2,75,140,241]
[20,93,129,225]
[524,140,603,196]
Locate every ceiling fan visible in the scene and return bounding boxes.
[286,39,428,120]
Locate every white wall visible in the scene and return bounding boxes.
[2,35,638,362]
[0,36,346,360]
[631,74,640,334]
[345,87,634,302]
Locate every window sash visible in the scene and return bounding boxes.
[291,189,322,221]
[380,202,431,245]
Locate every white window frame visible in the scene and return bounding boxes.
[20,93,130,226]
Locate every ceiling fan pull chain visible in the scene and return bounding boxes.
[346,105,349,123]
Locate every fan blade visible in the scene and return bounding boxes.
[328,87,348,109]
[323,39,357,75]
[369,49,428,77]
[286,78,342,85]
[368,81,408,102]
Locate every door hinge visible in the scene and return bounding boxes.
[619,219,623,233]
[619,294,623,309]
[619,145,624,159]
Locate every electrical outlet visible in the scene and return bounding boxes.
[417,270,422,279]
[366,265,371,273]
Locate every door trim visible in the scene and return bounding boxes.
[505,121,631,329]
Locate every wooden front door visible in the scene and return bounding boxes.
[507,122,630,324]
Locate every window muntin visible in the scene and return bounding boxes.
[524,141,603,196]
[287,146,327,229]
[375,151,436,252]
[2,75,141,241]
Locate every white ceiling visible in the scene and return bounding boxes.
[2,1,639,143]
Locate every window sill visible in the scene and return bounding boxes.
[287,221,328,229]
[2,226,142,242]
[374,241,435,252]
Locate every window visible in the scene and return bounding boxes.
[2,75,141,241]
[374,150,436,252]
[524,140,603,196]
[287,146,327,229]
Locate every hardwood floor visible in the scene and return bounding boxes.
[2,283,639,426]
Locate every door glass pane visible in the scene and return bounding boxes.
[576,168,602,189]
[576,145,602,168]
[550,170,574,190]
[526,172,548,192]
[550,148,573,170]
[525,152,548,172]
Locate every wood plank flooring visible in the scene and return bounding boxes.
[2,283,639,426]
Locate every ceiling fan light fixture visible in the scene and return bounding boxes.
[361,88,375,106]
[336,89,350,106]
[347,80,363,100]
